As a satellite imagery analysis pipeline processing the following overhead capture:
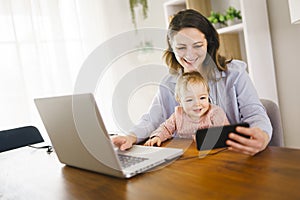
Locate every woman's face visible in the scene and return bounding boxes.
[171,28,207,72]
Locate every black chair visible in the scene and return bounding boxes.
[0,126,44,153]
[260,99,285,147]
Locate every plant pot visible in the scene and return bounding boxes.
[212,23,226,29]
[227,18,242,26]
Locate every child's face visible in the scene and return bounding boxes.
[179,82,210,120]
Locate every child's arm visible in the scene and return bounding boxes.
[144,136,162,146]
[144,113,177,146]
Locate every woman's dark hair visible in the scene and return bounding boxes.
[163,9,231,78]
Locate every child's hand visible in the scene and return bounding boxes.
[144,136,162,147]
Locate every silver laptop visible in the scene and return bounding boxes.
[34,93,183,178]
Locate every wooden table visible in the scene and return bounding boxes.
[1,139,300,199]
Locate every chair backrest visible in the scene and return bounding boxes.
[260,99,284,147]
[0,126,44,153]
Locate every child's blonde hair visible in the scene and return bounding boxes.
[175,71,210,102]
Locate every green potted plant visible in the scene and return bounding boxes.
[225,6,242,26]
[208,11,227,29]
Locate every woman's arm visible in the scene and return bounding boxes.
[225,60,272,155]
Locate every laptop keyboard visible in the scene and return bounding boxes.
[118,154,148,168]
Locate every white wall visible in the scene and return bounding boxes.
[267,0,300,148]
[98,0,167,38]
[94,0,169,133]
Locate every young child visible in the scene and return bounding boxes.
[144,71,230,146]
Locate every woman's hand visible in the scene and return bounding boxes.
[226,126,270,156]
[111,134,137,151]
[144,136,162,147]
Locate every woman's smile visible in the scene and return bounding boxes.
[172,28,207,72]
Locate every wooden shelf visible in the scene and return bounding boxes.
[164,0,185,6]
[217,23,243,34]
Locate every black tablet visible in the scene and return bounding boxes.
[195,123,250,151]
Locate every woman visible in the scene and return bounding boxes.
[112,9,272,156]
